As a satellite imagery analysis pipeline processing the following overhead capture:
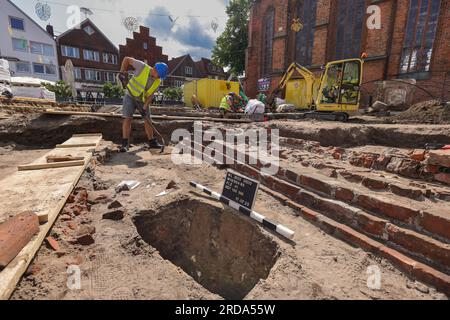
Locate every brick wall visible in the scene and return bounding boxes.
[245,0,450,103]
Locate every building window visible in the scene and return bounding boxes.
[334,0,366,60]
[104,72,116,83]
[15,62,30,73]
[33,63,45,74]
[295,0,317,66]
[30,42,54,56]
[45,64,56,75]
[83,26,95,35]
[400,0,441,74]
[12,38,28,52]
[9,17,24,31]
[185,66,193,76]
[32,63,56,75]
[262,8,274,76]
[143,42,148,50]
[103,53,118,65]
[61,45,80,58]
[175,80,184,87]
[83,49,100,62]
[85,69,101,81]
[74,68,82,80]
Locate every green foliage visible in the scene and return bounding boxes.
[212,0,253,75]
[103,82,124,99]
[41,80,72,99]
[163,87,183,101]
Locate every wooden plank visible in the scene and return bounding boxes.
[47,155,85,163]
[72,133,103,138]
[18,160,85,171]
[44,109,253,123]
[56,143,97,148]
[0,134,102,300]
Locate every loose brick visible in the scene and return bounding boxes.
[45,236,60,252]
[103,210,125,221]
[0,212,40,268]
[76,234,95,246]
[108,200,123,210]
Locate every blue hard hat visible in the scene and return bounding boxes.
[155,62,169,80]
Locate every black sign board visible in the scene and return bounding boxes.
[222,170,260,211]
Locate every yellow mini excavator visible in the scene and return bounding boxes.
[266,58,364,122]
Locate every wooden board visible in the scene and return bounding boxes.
[18,160,85,171]
[0,134,102,300]
[47,156,85,163]
[56,143,97,148]
[44,109,253,123]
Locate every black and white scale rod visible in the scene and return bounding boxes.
[189,181,295,240]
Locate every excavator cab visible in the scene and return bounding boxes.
[316,58,363,118]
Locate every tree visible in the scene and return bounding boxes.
[163,87,183,101]
[42,80,72,99]
[212,0,253,75]
[103,82,124,99]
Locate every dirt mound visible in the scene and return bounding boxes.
[392,100,450,124]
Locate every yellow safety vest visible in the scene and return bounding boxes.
[127,65,161,103]
[220,96,231,111]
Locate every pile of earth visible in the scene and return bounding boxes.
[389,100,450,124]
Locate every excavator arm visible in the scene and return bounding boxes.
[266,62,316,111]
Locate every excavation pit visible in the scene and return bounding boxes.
[133,198,280,300]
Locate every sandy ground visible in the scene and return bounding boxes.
[5,141,447,300]
[0,144,50,177]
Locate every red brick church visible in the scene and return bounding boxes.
[245,0,450,103]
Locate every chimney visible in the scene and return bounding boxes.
[46,25,54,37]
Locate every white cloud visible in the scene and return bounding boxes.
[11,0,228,60]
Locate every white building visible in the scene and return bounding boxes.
[0,0,59,82]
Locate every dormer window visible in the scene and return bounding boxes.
[83,25,95,35]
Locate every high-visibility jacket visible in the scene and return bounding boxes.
[220,95,232,111]
[127,65,161,103]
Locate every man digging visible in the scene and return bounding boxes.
[118,57,168,153]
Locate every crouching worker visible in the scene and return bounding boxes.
[219,92,244,118]
[119,57,168,152]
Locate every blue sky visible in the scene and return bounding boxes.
[11,0,230,60]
